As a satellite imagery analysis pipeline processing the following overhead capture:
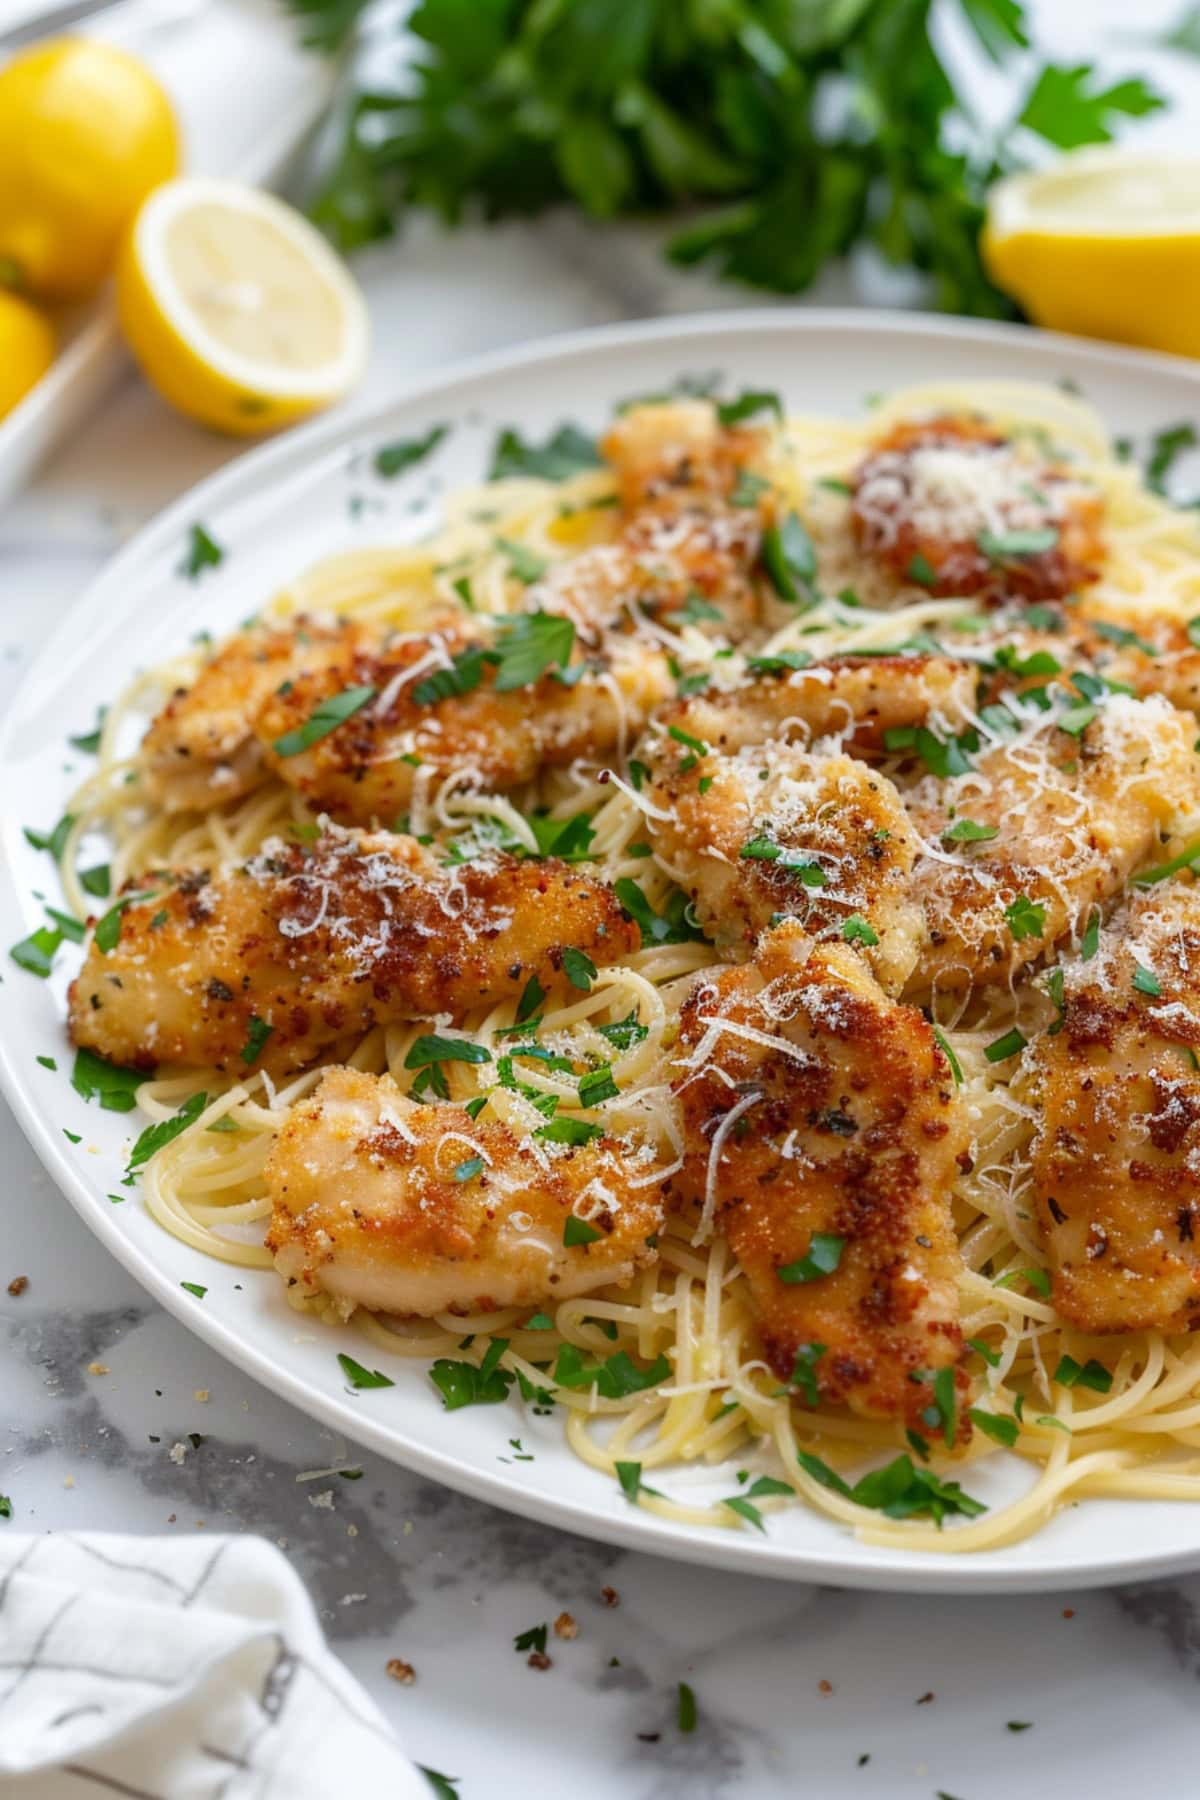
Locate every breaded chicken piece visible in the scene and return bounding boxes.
[265,1066,665,1317]
[255,619,670,827]
[68,829,638,1074]
[1029,885,1200,1333]
[143,614,372,813]
[905,692,1200,997]
[672,925,969,1432]
[850,414,1104,604]
[658,654,978,759]
[642,722,923,993]
[555,398,773,643]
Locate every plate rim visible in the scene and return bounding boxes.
[8,304,1200,1594]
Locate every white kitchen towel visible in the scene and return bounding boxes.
[0,1532,428,1797]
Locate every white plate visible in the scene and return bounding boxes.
[0,0,334,504]
[5,308,1200,1593]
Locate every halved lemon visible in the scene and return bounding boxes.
[983,148,1200,359]
[117,178,370,437]
[0,290,55,420]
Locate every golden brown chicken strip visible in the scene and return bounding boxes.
[905,691,1200,997]
[672,925,970,1433]
[657,654,978,759]
[68,830,639,1074]
[850,414,1104,604]
[254,617,669,827]
[642,716,923,993]
[266,1067,664,1317]
[1029,884,1200,1334]
[143,614,373,813]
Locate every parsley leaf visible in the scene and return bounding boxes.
[562,946,597,990]
[272,684,376,756]
[71,1049,143,1113]
[760,511,817,603]
[405,1035,492,1069]
[614,878,707,946]
[179,523,224,580]
[430,1343,514,1408]
[552,1344,669,1399]
[339,1353,396,1390]
[126,1092,208,1173]
[492,612,575,690]
[374,423,448,477]
[778,1233,845,1284]
[1019,64,1164,150]
[1005,894,1046,942]
[563,1214,603,1246]
[489,422,601,481]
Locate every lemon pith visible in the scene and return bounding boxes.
[0,37,179,303]
[984,149,1200,360]
[117,178,369,438]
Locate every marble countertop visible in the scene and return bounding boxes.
[8,4,1200,1793]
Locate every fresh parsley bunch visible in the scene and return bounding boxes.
[286,0,1164,317]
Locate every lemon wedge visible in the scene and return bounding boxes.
[117,178,370,437]
[0,290,55,419]
[983,148,1200,359]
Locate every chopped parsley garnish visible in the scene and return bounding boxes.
[615,1459,659,1502]
[883,724,974,778]
[968,1408,1019,1448]
[1053,1354,1113,1393]
[413,645,489,706]
[747,649,811,675]
[841,913,879,945]
[430,1340,514,1408]
[69,709,106,754]
[1005,894,1046,942]
[36,1055,56,1070]
[526,810,596,862]
[535,1116,603,1147]
[563,1214,603,1247]
[943,818,998,843]
[729,469,770,508]
[678,1682,697,1733]
[373,422,448,477]
[405,1035,492,1070]
[778,1233,845,1284]
[514,1622,548,1654]
[932,1027,963,1085]
[614,878,707,946]
[577,1065,619,1108]
[453,1156,484,1183]
[93,887,159,955]
[1080,909,1101,960]
[723,1474,795,1533]
[45,907,83,944]
[977,526,1058,559]
[338,1353,396,1391]
[739,836,825,885]
[993,644,1062,678]
[788,1342,826,1407]
[240,1016,273,1066]
[1133,964,1162,997]
[489,422,600,481]
[496,537,549,584]
[1147,422,1198,494]
[10,926,62,978]
[817,476,852,497]
[1057,701,1097,737]
[716,388,782,426]
[71,1048,143,1113]
[562,946,597,990]
[761,511,817,603]
[419,1770,460,1800]
[984,1027,1027,1063]
[967,1336,1002,1368]
[552,1344,669,1399]
[596,1011,649,1052]
[272,683,376,757]
[24,815,74,860]
[678,593,723,624]
[524,1312,554,1331]
[493,610,576,689]
[1131,837,1200,888]
[667,723,708,758]
[126,1091,208,1172]
[180,1281,207,1299]
[796,1450,985,1525]
[179,522,224,580]
[994,1265,1051,1298]
[1092,619,1156,655]
[81,865,112,898]
[516,975,545,1023]
[0,1496,11,1519]
[907,552,938,587]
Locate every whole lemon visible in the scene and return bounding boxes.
[0,290,55,419]
[0,38,180,304]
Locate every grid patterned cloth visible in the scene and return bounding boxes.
[0,1533,427,1797]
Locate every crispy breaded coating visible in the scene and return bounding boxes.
[642,722,923,994]
[254,621,670,827]
[142,614,373,813]
[68,830,638,1074]
[1029,884,1200,1333]
[265,1067,665,1316]
[850,414,1104,603]
[905,692,1200,997]
[672,925,969,1432]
